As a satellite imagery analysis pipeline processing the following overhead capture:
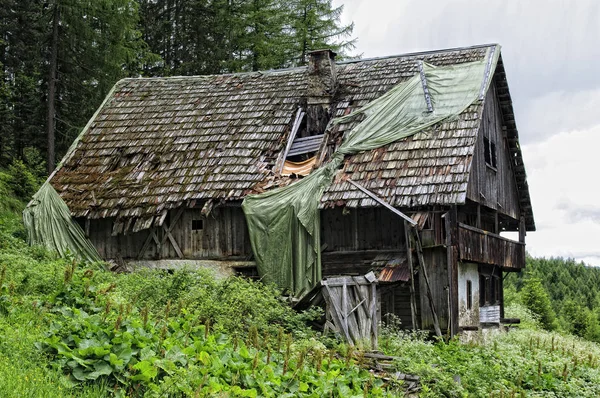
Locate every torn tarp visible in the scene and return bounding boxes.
[242,46,500,296]
[22,84,118,262]
[23,182,101,262]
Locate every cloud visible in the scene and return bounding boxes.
[520,125,600,265]
[556,200,600,225]
[519,88,600,143]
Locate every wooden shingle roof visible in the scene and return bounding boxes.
[51,43,534,231]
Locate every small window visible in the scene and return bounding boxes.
[192,219,203,231]
[484,136,497,169]
[466,280,472,310]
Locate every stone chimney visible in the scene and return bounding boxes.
[307,49,337,108]
[306,49,337,136]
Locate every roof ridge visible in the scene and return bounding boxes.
[337,43,499,65]
[121,65,307,82]
[119,43,499,83]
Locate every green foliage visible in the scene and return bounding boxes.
[522,276,558,331]
[506,256,600,342]
[138,0,357,75]
[5,148,46,200]
[379,313,600,397]
[0,199,399,396]
[288,0,356,65]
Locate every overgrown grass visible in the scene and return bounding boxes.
[379,304,600,397]
[0,178,399,396]
[1,173,600,396]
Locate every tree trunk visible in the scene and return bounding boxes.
[46,3,59,175]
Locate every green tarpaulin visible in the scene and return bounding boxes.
[23,182,101,262]
[23,84,118,262]
[242,47,500,296]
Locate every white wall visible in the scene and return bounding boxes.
[458,262,479,327]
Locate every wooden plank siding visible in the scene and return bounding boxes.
[85,206,252,261]
[320,207,407,276]
[380,281,421,330]
[418,246,450,331]
[467,81,521,221]
[458,223,525,270]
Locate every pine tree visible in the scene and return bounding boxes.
[43,0,156,171]
[522,276,557,331]
[0,0,46,166]
[288,0,356,65]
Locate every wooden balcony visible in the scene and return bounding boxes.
[457,223,525,270]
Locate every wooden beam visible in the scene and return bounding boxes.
[347,179,416,226]
[321,282,353,344]
[494,210,499,234]
[138,228,159,258]
[417,61,434,112]
[163,225,183,258]
[159,208,185,258]
[445,206,459,337]
[278,108,305,173]
[342,279,348,335]
[519,216,526,243]
[404,220,418,330]
[370,282,378,349]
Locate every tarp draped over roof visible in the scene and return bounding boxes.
[242,47,500,296]
[23,182,102,262]
[22,84,118,262]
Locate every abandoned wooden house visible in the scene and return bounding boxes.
[42,43,534,338]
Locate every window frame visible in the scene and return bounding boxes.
[483,135,498,170]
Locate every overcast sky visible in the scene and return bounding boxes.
[333,0,600,266]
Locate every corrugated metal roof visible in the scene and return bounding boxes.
[378,262,411,283]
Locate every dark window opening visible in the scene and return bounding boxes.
[484,136,497,169]
[192,219,203,231]
[467,280,472,310]
[479,274,501,306]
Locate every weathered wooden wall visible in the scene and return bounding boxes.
[86,206,251,261]
[86,217,146,259]
[467,81,520,220]
[379,280,421,330]
[418,246,450,331]
[320,207,407,275]
[458,223,525,270]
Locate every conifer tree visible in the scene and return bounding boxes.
[287,0,356,65]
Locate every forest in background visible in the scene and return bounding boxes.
[505,257,600,342]
[0,0,356,174]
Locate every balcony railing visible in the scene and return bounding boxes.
[457,223,525,270]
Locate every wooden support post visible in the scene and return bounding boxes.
[518,216,526,243]
[445,206,459,337]
[476,204,481,229]
[494,210,499,234]
[342,279,348,335]
[371,282,378,349]
[413,228,442,338]
[404,221,418,330]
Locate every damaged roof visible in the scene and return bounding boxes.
[50,43,534,232]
